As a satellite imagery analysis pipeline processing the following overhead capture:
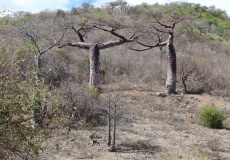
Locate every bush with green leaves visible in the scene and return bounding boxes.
[0,60,56,159]
[198,104,225,129]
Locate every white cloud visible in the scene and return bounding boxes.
[0,0,230,16]
[0,0,70,13]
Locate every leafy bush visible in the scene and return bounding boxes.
[0,60,56,159]
[198,104,225,129]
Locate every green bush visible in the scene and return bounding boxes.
[198,104,225,129]
[0,60,57,159]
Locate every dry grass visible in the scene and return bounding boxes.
[39,85,230,160]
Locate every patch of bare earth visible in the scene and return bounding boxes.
[39,85,230,160]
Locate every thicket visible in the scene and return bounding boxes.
[0,59,55,159]
[0,1,230,158]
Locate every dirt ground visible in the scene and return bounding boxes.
[39,84,230,160]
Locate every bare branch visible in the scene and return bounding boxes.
[172,17,184,29]
[94,24,127,41]
[99,39,132,50]
[157,20,172,29]
[157,34,162,43]
[152,25,168,33]
[130,47,154,52]
[25,31,41,53]
[58,42,91,49]
[71,25,85,42]
[100,31,144,50]
[154,17,184,32]
[130,39,167,52]
[130,31,147,40]
[92,24,143,50]
[40,30,66,55]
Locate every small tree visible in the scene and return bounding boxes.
[104,93,123,152]
[177,55,206,93]
[0,59,54,159]
[17,15,65,127]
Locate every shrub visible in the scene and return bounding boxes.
[198,104,225,129]
[0,59,57,159]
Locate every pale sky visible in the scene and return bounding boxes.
[0,0,230,16]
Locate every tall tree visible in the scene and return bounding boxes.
[58,20,140,89]
[132,18,183,94]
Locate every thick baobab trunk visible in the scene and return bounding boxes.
[89,43,100,88]
[166,32,176,94]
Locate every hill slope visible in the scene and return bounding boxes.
[39,85,230,160]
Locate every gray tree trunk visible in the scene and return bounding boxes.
[166,33,176,94]
[181,76,187,93]
[89,43,100,88]
[109,103,117,152]
[107,117,111,147]
[32,53,43,128]
[107,97,111,147]
[109,116,116,152]
[35,53,42,79]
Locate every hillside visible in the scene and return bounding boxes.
[39,84,230,160]
[1,1,230,159]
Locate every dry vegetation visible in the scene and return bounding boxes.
[39,86,230,160]
[1,1,230,159]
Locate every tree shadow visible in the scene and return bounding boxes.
[116,140,163,154]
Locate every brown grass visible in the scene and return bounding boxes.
[39,85,230,160]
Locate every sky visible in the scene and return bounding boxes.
[0,0,230,16]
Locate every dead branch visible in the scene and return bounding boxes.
[65,21,92,42]
[40,30,66,55]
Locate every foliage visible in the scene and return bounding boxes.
[141,3,151,9]
[85,85,100,98]
[198,104,225,129]
[94,11,108,21]
[138,2,230,39]
[0,59,55,159]
[0,45,6,54]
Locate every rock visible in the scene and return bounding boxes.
[155,92,167,97]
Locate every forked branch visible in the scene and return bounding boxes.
[131,17,184,51]
[66,21,92,42]
[130,40,167,51]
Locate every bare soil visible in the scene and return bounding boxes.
[39,84,230,160]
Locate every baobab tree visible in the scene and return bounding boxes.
[132,18,184,94]
[58,20,141,89]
